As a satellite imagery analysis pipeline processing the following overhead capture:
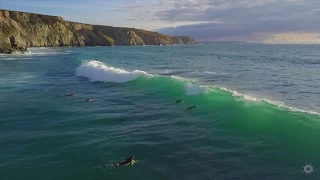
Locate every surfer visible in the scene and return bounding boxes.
[111,156,135,167]
[85,98,95,102]
[186,105,196,110]
[64,93,76,96]
[176,99,182,103]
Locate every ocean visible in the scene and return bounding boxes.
[0,43,319,180]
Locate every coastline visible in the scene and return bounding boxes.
[0,9,196,54]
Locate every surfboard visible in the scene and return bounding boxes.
[109,160,139,168]
[131,160,138,165]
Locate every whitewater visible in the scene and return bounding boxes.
[1,44,319,180]
[76,60,320,116]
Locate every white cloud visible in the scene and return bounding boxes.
[130,0,320,41]
[2,0,319,41]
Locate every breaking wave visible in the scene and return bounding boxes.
[75,60,320,116]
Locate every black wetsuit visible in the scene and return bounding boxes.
[65,93,75,96]
[187,106,196,110]
[118,158,132,166]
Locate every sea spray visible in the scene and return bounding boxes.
[2,44,320,180]
[75,60,320,116]
[75,60,150,83]
[184,83,207,95]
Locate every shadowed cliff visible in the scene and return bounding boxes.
[0,9,196,54]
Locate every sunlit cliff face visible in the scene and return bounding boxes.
[1,0,319,42]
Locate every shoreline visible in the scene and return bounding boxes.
[0,9,196,54]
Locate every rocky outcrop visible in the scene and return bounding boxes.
[0,10,84,53]
[171,36,184,44]
[175,36,196,44]
[0,9,196,54]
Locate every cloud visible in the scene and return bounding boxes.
[2,0,319,41]
[125,0,320,41]
[2,0,123,10]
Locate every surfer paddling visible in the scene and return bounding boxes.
[186,105,196,110]
[63,93,76,96]
[176,99,182,103]
[111,156,135,167]
[85,98,95,102]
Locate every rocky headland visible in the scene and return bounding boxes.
[0,9,196,54]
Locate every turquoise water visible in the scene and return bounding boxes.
[0,44,319,180]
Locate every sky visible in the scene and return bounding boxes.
[1,0,319,41]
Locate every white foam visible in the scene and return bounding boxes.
[184,83,208,95]
[152,69,175,74]
[171,75,186,81]
[25,51,62,56]
[204,71,217,75]
[75,60,150,83]
[25,47,70,56]
[191,71,226,75]
[75,60,319,116]
[0,47,70,58]
[171,75,197,83]
[219,87,320,116]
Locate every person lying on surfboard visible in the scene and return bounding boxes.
[63,93,76,96]
[176,99,182,103]
[111,156,135,167]
[186,105,196,110]
[85,98,95,102]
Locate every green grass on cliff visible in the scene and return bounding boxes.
[98,32,115,46]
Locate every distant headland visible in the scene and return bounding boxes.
[0,9,196,54]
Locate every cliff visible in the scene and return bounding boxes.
[0,9,196,54]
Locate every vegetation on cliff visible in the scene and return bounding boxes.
[98,32,115,46]
[0,9,196,54]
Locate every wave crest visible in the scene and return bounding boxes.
[76,60,150,83]
[75,60,319,116]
